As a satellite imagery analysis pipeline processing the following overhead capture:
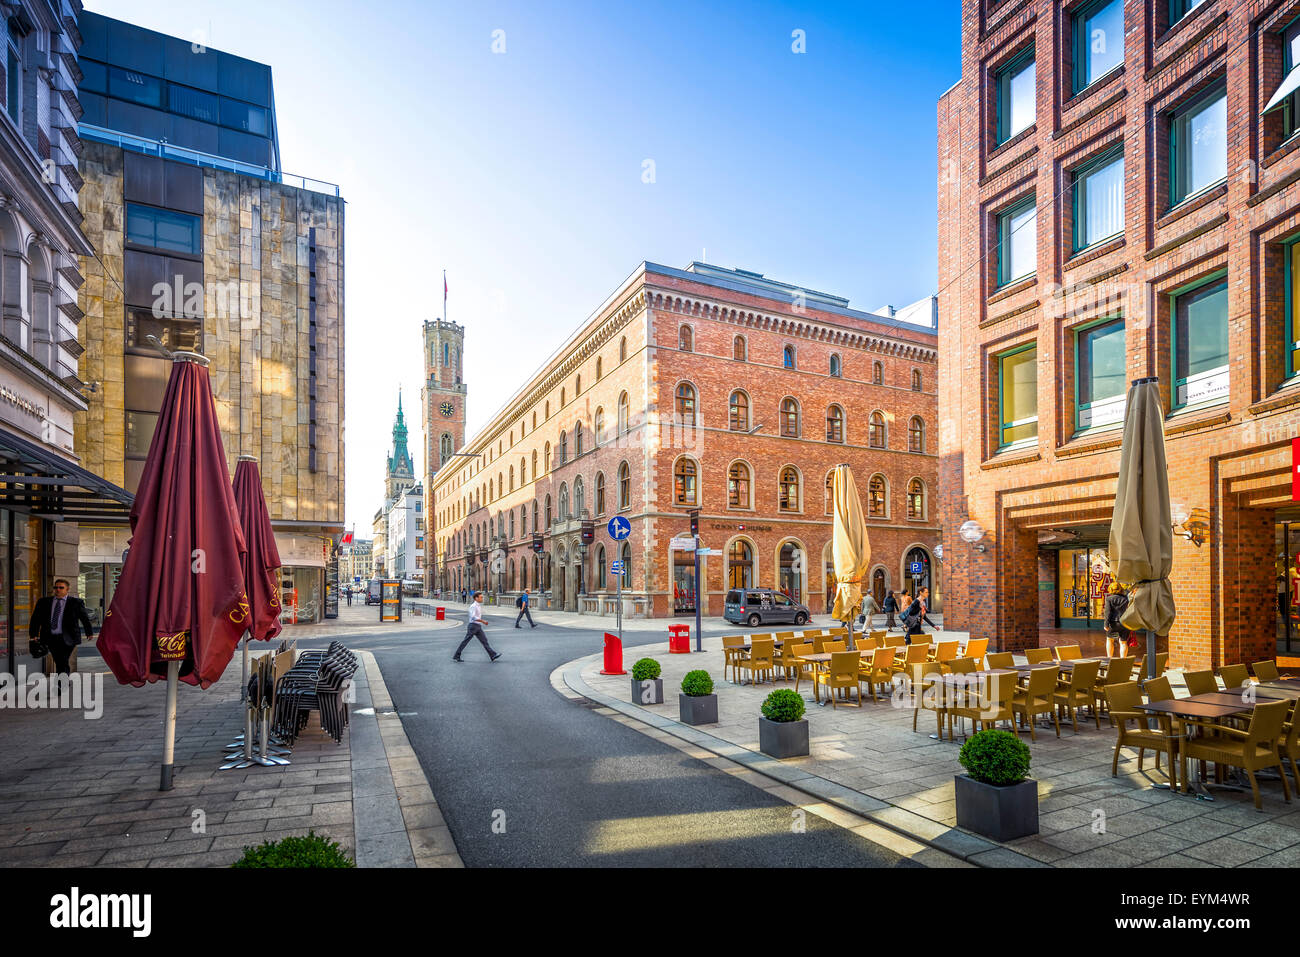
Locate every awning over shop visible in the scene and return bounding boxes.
[0,425,133,521]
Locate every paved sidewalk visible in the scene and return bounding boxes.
[561,635,1300,868]
[0,608,462,868]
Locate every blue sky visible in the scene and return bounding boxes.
[88,0,961,533]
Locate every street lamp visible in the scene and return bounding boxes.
[959,519,987,553]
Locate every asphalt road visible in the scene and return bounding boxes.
[308,610,926,868]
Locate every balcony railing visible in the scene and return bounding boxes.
[78,124,342,198]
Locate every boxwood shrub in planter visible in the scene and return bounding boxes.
[231,830,355,868]
[955,729,1038,841]
[631,657,663,704]
[758,688,808,758]
[678,669,717,725]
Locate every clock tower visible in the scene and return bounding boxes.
[422,318,467,591]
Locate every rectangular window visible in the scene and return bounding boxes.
[126,204,202,255]
[168,83,219,123]
[1073,0,1124,93]
[1170,0,1208,23]
[997,197,1036,286]
[998,346,1038,448]
[1073,151,1124,251]
[108,66,163,108]
[1265,19,1300,138]
[1173,277,1228,408]
[6,41,18,124]
[997,51,1036,144]
[220,96,269,135]
[1287,240,1300,380]
[1075,318,1126,431]
[1170,86,1227,204]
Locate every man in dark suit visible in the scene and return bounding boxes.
[30,578,95,675]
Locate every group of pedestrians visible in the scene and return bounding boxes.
[858,587,936,643]
[451,588,539,662]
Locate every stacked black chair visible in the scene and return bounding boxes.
[272,646,358,746]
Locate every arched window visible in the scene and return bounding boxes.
[545,495,553,527]
[596,544,607,589]
[869,411,886,448]
[783,345,796,369]
[620,542,632,587]
[532,450,539,479]
[558,431,568,464]
[830,354,842,377]
[824,471,834,514]
[907,478,926,519]
[520,457,527,484]
[594,407,605,444]
[620,337,628,363]
[596,357,603,379]
[779,467,800,511]
[825,405,844,443]
[509,510,515,539]
[733,335,746,360]
[674,457,698,505]
[575,421,584,456]
[561,387,566,406]
[509,466,515,491]
[679,325,693,352]
[779,542,803,600]
[443,342,449,365]
[532,411,537,429]
[868,474,887,517]
[873,361,883,384]
[576,374,581,394]
[595,472,606,515]
[520,557,528,590]
[728,461,751,508]
[489,479,494,500]
[545,401,550,419]
[728,539,753,589]
[780,397,800,437]
[618,462,631,509]
[440,433,453,465]
[675,382,696,426]
[909,416,925,453]
[520,505,526,534]
[912,369,922,391]
[558,483,570,520]
[618,392,629,435]
[532,500,538,532]
[574,476,585,516]
[729,391,749,431]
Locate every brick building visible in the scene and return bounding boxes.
[937,0,1300,666]
[430,261,939,618]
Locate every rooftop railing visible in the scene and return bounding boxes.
[78,123,341,198]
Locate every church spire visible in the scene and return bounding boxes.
[386,390,414,488]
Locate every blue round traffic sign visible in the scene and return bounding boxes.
[607,516,631,540]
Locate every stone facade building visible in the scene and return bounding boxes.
[937,0,1300,666]
[431,261,939,618]
[0,1,126,676]
[73,13,344,625]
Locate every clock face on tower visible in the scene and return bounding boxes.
[439,401,455,418]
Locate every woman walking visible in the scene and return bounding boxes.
[902,587,936,644]
[1102,582,1129,659]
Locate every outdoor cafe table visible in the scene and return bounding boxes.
[797,653,834,701]
[1135,694,1256,798]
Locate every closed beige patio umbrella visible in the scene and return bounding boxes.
[830,464,871,647]
[1108,377,1176,679]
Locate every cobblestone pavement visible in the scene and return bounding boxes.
[566,634,1300,867]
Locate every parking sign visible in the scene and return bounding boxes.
[910,561,924,574]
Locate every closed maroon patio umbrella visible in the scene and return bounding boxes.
[97,352,249,789]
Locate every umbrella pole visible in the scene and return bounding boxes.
[1147,630,1156,681]
[160,659,180,791]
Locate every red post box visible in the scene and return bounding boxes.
[436,607,445,621]
[668,623,691,654]
[600,633,627,675]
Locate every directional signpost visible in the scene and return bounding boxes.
[607,517,631,642]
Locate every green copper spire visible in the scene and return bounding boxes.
[388,389,414,478]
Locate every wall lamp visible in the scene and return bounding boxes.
[1171,504,1211,548]
[959,519,987,553]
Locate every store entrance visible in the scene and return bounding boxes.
[1275,511,1300,654]
[1056,544,1112,630]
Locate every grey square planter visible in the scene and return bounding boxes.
[759,717,809,758]
[679,693,718,725]
[954,774,1039,841]
[632,677,664,704]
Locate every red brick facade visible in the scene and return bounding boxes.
[938,0,1300,666]
[431,262,939,618]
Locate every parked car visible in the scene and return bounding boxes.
[724,588,811,627]
[366,579,382,605]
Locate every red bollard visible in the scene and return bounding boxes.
[600,633,627,675]
[436,607,445,621]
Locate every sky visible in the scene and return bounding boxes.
[88,0,962,534]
